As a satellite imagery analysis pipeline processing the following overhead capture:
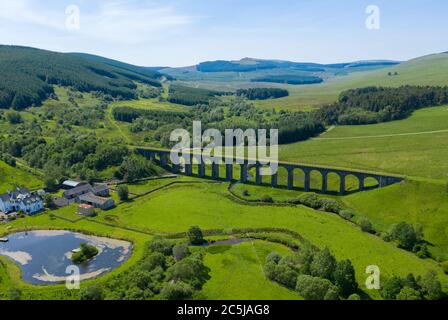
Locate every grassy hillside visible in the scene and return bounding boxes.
[0,46,163,109]
[0,161,42,193]
[343,179,448,261]
[279,105,448,179]
[254,53,448,110]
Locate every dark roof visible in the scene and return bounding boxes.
[92,185,109,194]
[53,197,69,207]
[0,188,31,201]
[0,193,10,202]
[79,193,112,206]
[63,184,92,198]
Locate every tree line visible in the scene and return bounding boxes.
[314,86,448,125]
[236,88,289,100]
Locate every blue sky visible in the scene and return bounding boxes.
[0,0,446,66]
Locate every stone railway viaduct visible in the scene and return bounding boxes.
[136,148,404,195]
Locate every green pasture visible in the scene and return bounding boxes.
[197,241,301,300]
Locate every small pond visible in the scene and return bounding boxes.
[0,230,132,285]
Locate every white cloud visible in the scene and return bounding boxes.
[0,0,64,29]
[82,1,195,43]
[0,0,195,44]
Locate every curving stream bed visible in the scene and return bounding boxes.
[0,230,132,285]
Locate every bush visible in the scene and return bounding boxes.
[381,276,403,300]
[6,111,23,124]
[71,243,99,264]
[333,260,358,297]
[173,244,190,261]
[187,226,205,245]
[396,287,422,300]
[117,185,129,201]
[296,275,338,300]
[310,248,336,280]
[358,218,374,234]
[147,237,173,256]
[389,222,418,251]
[381,232,393,242]
[347,293,361,300]
[319,198,343,214]
[161,281,193,300]
[419,270,444,300]
[298,193,321,209]
[80,284,104,300]
[260,195,274,203]
[141,252,167,271]
[266,252,282,264]
[414,243,430,259]
[339,210,355,221]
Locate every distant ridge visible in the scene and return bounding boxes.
[195,57,400,73]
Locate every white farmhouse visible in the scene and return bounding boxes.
[0,188,44,215]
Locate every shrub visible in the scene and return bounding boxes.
[333,259,358,297]
[117,185,129,201]
[418,270,444,300]
[161,281,193,300]
[187,226,205,245]
[260,195,274,203]
[147,237,173,256]
[396,287,422,300]
[273,264,298,289]
[381,276,403,300]
[381,232,393,242]
[173,244,190,261]
[298,193,321,209]
[6,111,23,124]
[80,284,104,300]
[389,222,418,250]
[296,275,338,300]
[266,252,282,264]
[141,253,166,271]
[310,248,336,280]
[414,243,430,259]
[324,287,340,300]
[320,198,343,214]
[358,218,374,234]
[347,293,361,300]
[71,243,99,264]
[339,210,355,221]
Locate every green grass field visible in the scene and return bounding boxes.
[279,105,448,180]
[94,182,447,297]
[197,241,301,300]
[0,161,43,193]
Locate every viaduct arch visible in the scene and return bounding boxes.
[136,148,404,195]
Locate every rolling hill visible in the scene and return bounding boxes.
[252,52,448,110]
[69,52,173,81]
[162,57,400,84]
[0,46,165,110]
